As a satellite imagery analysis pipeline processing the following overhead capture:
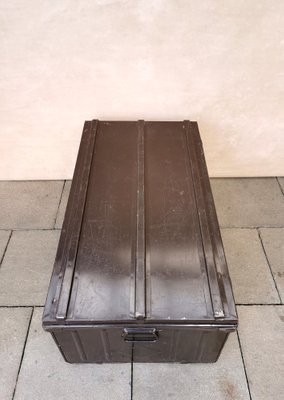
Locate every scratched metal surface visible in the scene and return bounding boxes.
[69,121,213,321]
[44,120,237,325]
[71,121,138,320]
[43,120,238,363]
[144,122,213,320]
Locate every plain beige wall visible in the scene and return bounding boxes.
[1,0,284,180]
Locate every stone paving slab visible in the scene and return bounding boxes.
[13,308,131,400]
[221,229,280,304]
[277,177,284,194]
[0,178,283,400]
[238,306,284,400]
[259,228,284,302]
[55,180,71,228]
[133,333,250,400]
[0,181,64,229]
[211,178,284,227]
[0,230,60,306]
[0,307,32,400]
[0,230,10,261]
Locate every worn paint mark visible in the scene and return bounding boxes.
[219,377,238,399]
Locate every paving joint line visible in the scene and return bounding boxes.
[130,344,134,400]
[0,305,43,308]
[0,228,62,232]
[221,225,284,229]
[257,228,282,304]
[0,230,12,266]
[53,180,66,229]
[237,303,282,306]
[237,330,252,400]
[276,177,284,196]
[0,179,66,183]
[221,227,257,230]
[12,306,34,400]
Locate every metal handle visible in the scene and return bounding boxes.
[122,328,158,342]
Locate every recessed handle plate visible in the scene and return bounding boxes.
[122,328,158,342]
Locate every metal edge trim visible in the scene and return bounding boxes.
[134,120,146,319]
[189,122,238,321]
[43,120,98,322]
[185,120,225,319]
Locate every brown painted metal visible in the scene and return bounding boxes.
[43,120,237,363]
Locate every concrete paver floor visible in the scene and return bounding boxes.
[0,178,283,400]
